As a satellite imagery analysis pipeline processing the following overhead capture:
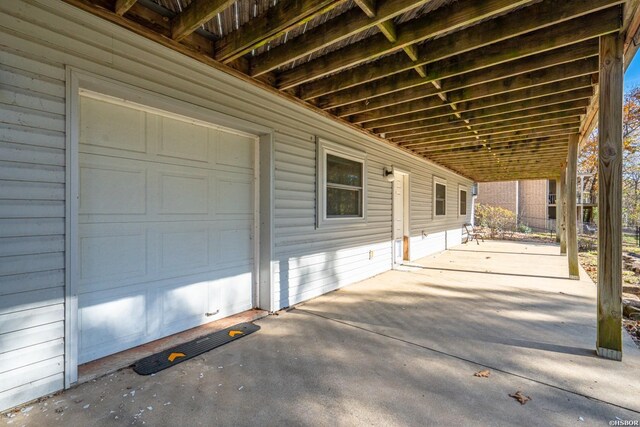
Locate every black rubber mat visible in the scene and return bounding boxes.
[133,322,260,375]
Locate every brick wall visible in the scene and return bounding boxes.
[519,180,549,230]
[476,181,517,213]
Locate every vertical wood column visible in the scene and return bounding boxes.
[559,165,567,253]
[567,134,579,279]
[597,32,624,360]
[555,176,561,243]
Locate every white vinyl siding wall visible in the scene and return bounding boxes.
[0,47,66,410]
[0,0,472,411]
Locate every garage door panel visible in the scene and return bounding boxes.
[216,176,253,215]
[209,267,253,316]
[158,171,209,215]
[80,97,146,154]
[158,226,211,274]
[157,116,210,163]
[219,227,253,264]
[159,280,208,332]
[217,131,254,169]
[78,287,148,363]
[77,94,256,364]
[79,163,147,215]
[78,224,147,291]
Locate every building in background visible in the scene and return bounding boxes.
[476,176,596,233]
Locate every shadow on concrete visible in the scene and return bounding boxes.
[404,264,569,280]
[450,248,564,257]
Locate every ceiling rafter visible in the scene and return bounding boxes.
[214,0,344,63]
[278,0,532,90]
[363,87,594,130]
[417,137,571,156]
[405,132,580,159]
[333,56,598,118]
[62,0,635,181]
[114,0,137,15]
[438,154,570,169]
[317,38,599,110]
[395,117,582,145]
[249,0,433,76]
[406,125,579,151]
[351,76,593,125]
[299,6,621,100]
[378,101,590,137]
[171,0,236,41]
[386,109,585,142]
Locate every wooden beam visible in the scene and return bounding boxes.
[114,0,136,15]
[386,108,587,140]
[446,164,563,176]
[449,164,563,175]
[318,39,599,110]
[555,175,561,243]
[82,0,215,55]
[559,163,567,253]
[427,149,570,165]
[406,125,579,149]
[214,0,341,63]
[354,0,376,18]
[292,0,624,92]
[566,133,580,279]
[477,176,557,181]
[352,76,593,124]
[249,0,433,76]
[470,165,561,173]
[410,132,580,156]
[376,99,591,136]
[393,116,582,144]
[428,144,569,160]
[372,17,427,79]
[170,0,235,42]
[419,139,572,158]
[296,3,622,98]
[377,19,397,42]
[278,0,529,89]
[597,32,624,360]
[363,87,594,130]
[437,156,568,170]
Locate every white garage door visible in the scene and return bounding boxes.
[77,93,256,363]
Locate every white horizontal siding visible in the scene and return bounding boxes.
[0,0,473,411]
[0,43,66,412]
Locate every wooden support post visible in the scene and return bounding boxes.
[597,32,624,361]
[555,176,561,243]
[566,134,579,279]
[559,163,567,254]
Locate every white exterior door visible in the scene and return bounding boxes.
[393,174,406,264]
[76,94,256,363]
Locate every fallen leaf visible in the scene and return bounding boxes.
[474,369,491,378]
[509,391,531,405]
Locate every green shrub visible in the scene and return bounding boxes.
[475,203,517,239]
[517,223,532,234]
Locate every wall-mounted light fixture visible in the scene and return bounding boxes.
[383,166,396,182]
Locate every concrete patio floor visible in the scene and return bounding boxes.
[3,241,640,426]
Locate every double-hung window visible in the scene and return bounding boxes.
[434,177,447,217]
[317,139,367,226]
[459,186,468,216]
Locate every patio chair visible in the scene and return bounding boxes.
[463,223,485,245]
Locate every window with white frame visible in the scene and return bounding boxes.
[317,139,366,225]
[459,186,468,216]
[433,177,447,217]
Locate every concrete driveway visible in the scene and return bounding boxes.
[3,241,640,426]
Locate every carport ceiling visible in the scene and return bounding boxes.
[65,0,639,181]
